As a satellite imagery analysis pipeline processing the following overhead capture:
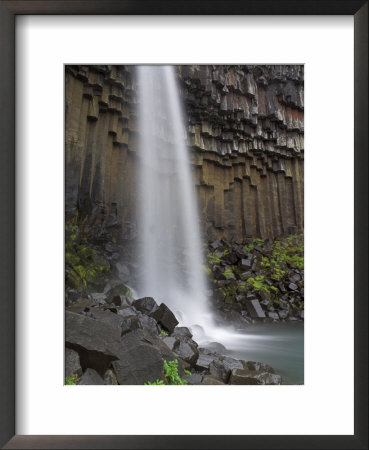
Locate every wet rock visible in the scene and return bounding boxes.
[65,311,120,376]
[210,240,222,249]
[65,348,82,378]
[229,369,261,385]
[255,372,282,385]
[221,356,243,373]
[201,375,225,385]
[244,299,266,318]
[205,342,226,354]
[151,303,179,333]
[132,297,159,316]
[288,282,298,291]
[78,368,104,385]
[224,251,239,265]
[110,295,131,307]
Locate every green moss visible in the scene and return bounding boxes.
[65,212,110,290]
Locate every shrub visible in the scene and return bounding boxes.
[163,359,188,385]
[144,379,165,385]
[65,374,78,385]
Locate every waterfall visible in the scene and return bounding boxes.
[136,65,213,338]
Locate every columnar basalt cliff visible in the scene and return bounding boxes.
[65,65,304,243]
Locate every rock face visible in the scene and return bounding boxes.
[65,65,303,243]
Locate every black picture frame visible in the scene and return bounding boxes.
[0,1,367,449]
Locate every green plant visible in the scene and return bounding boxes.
[203,265,212,276]
[184,369,192,375]
[207,252,221,265]
[223,268,234,278]
[160,330,169,337]
[65,374,78,385]
[65,212,110,290]
[144,379,165,385]
[163,359,188,385]
[124,288,133,298]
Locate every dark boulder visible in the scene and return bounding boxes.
[205,342,226,354]
[195,353,218,371]
[162,336,178,352]
[172,327,193,339]
[66,298,94,314]
[209,359,230,382]
[65,311,121,376]
[117,306,138,318]
[112,332,164,385]
[183,373,203,385]
[65,348,82,378]
[174,338,199,367]
[137,313,160,335]
[151,303,179,333]
[255,372,282,385]
[229,369,261,385]
[132,297,159,316]
[201,375,225,385]
[78,368,104,385]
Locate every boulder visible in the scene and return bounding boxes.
[89,293,107,305]
[221,356,243,373]
[172,327,192,339]
[244,299,266,318]
[65,348,82,378]
[132,297,159,316]
[183,373,203,385]
[89,308,126,332]
[162,336,178,352]
[209,359,230,382]
[137,314,160,335]
[255,372,282,385]
[201,375,225,385]
[112,333,164,385]
[117,306,138,318]
[151,303,179,333]
[205,342,226,354]
[195,353,218,371]
[65,311,121,376]
[229,369,261,385]
[288,283,298,291]
[174,338,199,366]
[78,368,104,385]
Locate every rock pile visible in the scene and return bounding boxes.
[65,288,282,385]
[205,234,304,326]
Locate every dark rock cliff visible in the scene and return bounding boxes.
[65,65,304,243]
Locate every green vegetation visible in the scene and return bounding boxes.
[184,369,192,375]
[223,268,234,278]
[203,265,212,276]
[207,252,221,265]
[65,212,110,290]
[65,374,78,385]
[144,359,189,385]
[160,330,169,337]
[163,359,188,385]
[145,379,165,385]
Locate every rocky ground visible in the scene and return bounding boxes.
[205,234,304,327]
[65,292,282,385]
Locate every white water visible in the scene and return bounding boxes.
[137,65,215,340]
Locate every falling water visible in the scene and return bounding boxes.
[137,65,213,337]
